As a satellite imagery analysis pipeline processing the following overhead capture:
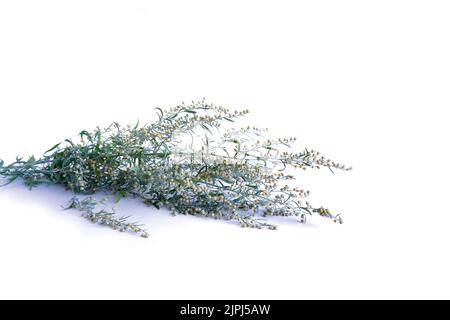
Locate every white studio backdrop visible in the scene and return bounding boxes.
[0,0,449,299]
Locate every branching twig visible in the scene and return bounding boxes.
[0,99,351,237]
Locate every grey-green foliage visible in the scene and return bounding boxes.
[63,196,149,238]
[0,100,351,237]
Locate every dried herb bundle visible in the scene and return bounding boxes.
[0,100,351,237]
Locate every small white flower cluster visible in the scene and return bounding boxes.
[65,197,149,238]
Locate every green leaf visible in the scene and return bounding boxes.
[264,146,278,152]
[94,129,102,142]
[152,202,161,209]
[222,147,230,158]
[196,165,208,176]
[44,142,61,155]
[115,191,126,203]
[201,124,212,134]
[219,176,234,184]
[80,130,93,142]
[204,134,209,148]
[155,107,164,120]
[0,175,19,187]
[26,155,36,165]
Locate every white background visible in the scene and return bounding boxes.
[0,0,449,299]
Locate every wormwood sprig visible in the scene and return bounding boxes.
[63,197,149,238]
[0,99,351,237]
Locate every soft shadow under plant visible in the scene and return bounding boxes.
[0,100,351,237]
